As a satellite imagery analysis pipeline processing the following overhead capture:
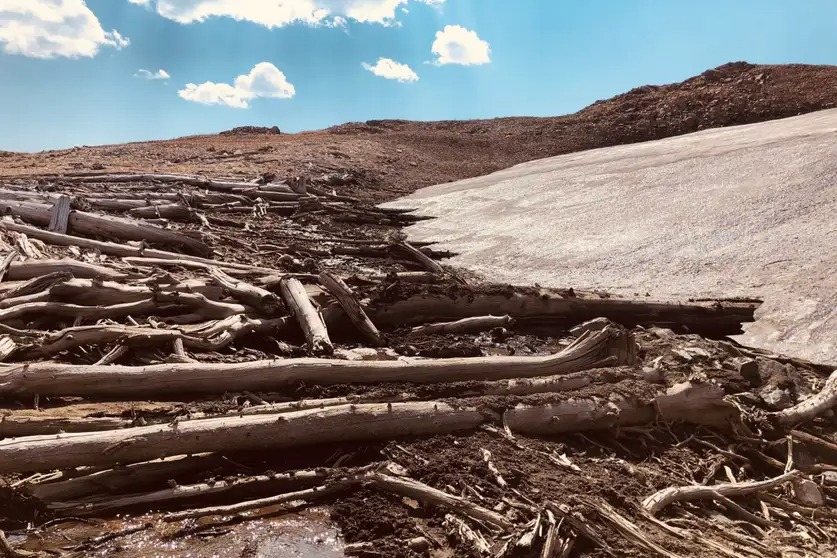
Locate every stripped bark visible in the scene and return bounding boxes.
[280,277,333,354]
[0,402,484,473]
[48,195,72,234]
[319,271,382,346]
[6,259,130,281]
[0,327,631,398]
[0,271,72,301]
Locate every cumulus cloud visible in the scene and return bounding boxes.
[136,68,170,80]
[178,62,295,109]
[131,0,444,28]
[0,0,129,58]
[362,58,418,83]
[431,24,490,66]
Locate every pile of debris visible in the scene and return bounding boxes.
[0,171,834,557]
[219,126,281,136]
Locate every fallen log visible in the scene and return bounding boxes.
[0,200,212,256]
[48,467,329,515]
[0,220,270,274]
[319,271,382,346]
[0,402,485,473]
[0,271,73,301]
[0,415,129,438]
[29,453,221,502]
[48,195,72,234]
[0,327,632,398]
[411,315,514,336]
[49,278,224,306]
[366,289,760,337]
[280,277,333,354]
[0,250,17,282]
[209,267,283,316]
[6,259,131,281]
[770,369,837,425]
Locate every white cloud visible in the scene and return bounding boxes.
[179,62,295,109]
[132,0,444,28]
[431,24,490,66]
[0,0,129,59]
[136,68,170,80]
[362,57,418,83]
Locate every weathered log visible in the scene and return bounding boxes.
[209,267,283,316]
[0,271,72,301]
[6,258,130,281]
[128,204,195,220]
[0,200,212,256]
[29,453,221,502]
[50,278,224,306]
[48,195,72,234]
[0,415,129,438]
[0,220,269,273]
[27,325,183,358]
[0,327,632,398]
[770,369,837,425]
[0,402,484,473]
[319,271,382,346]
[366,289,760,337]
[396,242,444,274]
[0,250,17,282]
[280,277,333,354]
[505,380,738,435]
[48,467,329,515]
[411,315,514,336]
[642,471,800,515]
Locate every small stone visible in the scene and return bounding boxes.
[642,366,664,383]
[730,357,759,381]
[792,479,824,507]
[649,327,676,338]
[407,537,430,552]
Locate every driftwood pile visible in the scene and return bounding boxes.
[0,171,833,557]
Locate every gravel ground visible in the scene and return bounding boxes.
[385,109,837,364]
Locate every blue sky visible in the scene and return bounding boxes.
[1,0,837,152]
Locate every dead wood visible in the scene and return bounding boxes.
[0,327,631,398]
[0,220,268,274]
[0,402,484,473]
[0,250,17,282]
[655,381,739,427]
[0,200,212,256]
[209,267,283,315]
[28,453,221,502]
[127,203,195,220]
[48,468,329,515]
[369,471,513,531]
[411,314,514,335]
[280,277,333,354]
[6,259,130,281]
[50,278,224,306]
[48,195,72,234]
[593,500,682,558]
[770,369,837,425]
[319,271,382,346]
[0,415,129,438]
[0,271,72,301]
[396,242,443,274]
[444,514,492,555]
[27,324,183,358]
[366,289,760,337]
[642,470,800,515]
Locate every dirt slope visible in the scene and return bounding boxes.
[2,62,837,204]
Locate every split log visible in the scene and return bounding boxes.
[444,514,492,555]
[127,204,195,220]
[280,277,333,354]
[0,200,212,256]
[48,195,72,234]
[48,468,329,515]
[655,381,739,428]
[0,326,632,398]
[0,402,484,473]
[642,471,800,515]
[50,278,224,306]
[319,271,382,346]
[0,220,270,274]
[411,315,514,336]
[209,267,283,316]
[770,369,837,425]
[366,289,760,337]
[6,259,130,281]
